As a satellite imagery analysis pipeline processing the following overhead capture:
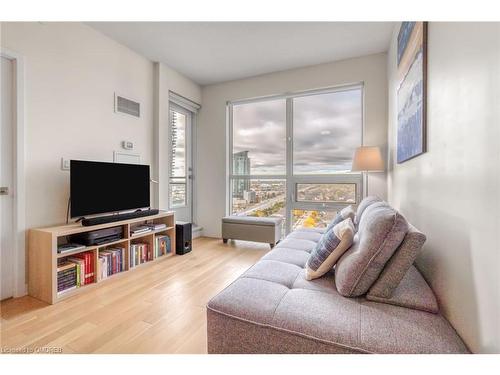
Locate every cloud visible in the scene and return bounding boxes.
[233,89,362,174]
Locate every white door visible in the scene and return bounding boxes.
[169,103,193,222]
[1,56,15,300]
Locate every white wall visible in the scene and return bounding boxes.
[387,23,500,353]
[154,63,201,211]
[197,53,388,237]
[0,22,201,295]
[1,22,155,229]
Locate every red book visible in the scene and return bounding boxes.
[87,253,91,284]
[77,251,94,284]
[85,253,90,284]
[89,252,94,283]
[73,252,90,285]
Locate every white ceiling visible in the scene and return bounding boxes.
[88,22,395,86]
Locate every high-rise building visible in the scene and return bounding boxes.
[233,151,250,198]
[243,190,256,203]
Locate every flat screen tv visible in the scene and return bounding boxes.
[70,160,150,218]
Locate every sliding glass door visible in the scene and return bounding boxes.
[228,85,363,235]
[169,103,193,222]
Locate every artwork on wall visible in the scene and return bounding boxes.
[397,21,427,163]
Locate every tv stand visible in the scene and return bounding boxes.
[81,209,160,226]
[28,210,175,304]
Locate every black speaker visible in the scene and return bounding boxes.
[176,222,192,255]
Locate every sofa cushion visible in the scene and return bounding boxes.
[354,196,382,225]
[326,205,356,232]
[243,260,303,289]
[335,202,409,297]
[287,230,323,242]
[293,227,326,234]
[305,218,355,280]
[368,224,426,298]
[366,265,439,313]
[278,238,316,253]
[272,288,361,349]
[358,299,465,353]
[262,247,310,268]
[208,277,289,323]
[207,254,469,353]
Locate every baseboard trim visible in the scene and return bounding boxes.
[192,226,203,239]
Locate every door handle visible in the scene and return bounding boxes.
[0,187,8,195]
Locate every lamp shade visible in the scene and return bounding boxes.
[351,146,385,172]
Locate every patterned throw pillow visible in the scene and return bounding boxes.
[305,218,355,280]
[325,206,355,232]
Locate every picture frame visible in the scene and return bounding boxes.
[396,21,428,163]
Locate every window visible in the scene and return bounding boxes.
[231,179,286,217]
[292,209,338,229]
[228,85,362,233]
[293,89,362,174]
[296,183,356,204]
[232,99,286,175]
[169,108,187,208]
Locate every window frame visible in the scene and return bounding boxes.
[227,83,364,234]
[295,182,358,204]
[168,102,191,209]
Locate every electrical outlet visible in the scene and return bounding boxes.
[61,158,71,171]
[122,141,134,150]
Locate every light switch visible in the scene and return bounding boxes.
[61,158,71,171]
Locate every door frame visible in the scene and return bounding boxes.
[168,102,193,221]
[1,48,26,298]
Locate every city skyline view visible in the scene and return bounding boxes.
[232,88,362,175]
[231,88,362,231]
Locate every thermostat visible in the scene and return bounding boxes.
[122,141,134,150]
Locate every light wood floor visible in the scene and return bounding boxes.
[0,237,269,354]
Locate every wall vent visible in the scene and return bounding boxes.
[115,94,140,118]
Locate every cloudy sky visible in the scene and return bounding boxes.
[233,88,362,175]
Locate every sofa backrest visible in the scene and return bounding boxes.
[335,201,409,297]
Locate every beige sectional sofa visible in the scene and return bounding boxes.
[206,198,469,354]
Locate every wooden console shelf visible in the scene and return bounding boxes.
[28,210,176,304]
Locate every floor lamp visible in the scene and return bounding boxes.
[351,146,385,198]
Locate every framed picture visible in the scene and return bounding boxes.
[397,22,427,163]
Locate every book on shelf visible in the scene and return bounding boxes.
[130,225,152,236]
[155,235,171,258]
[129,243,151,268]
[99,246,125,279]
[57,286,77,295]
[57,243,86,254]
[146,223,167,231]
[66,250,95,286]
[56,261,77,293]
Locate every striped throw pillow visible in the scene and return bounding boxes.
[325,206,355,233]
[305,218,355,280]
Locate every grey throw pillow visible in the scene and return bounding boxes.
[368,224,426,298]
[335,202,409,297]
[354,196,382,225]
[305,218,355,281]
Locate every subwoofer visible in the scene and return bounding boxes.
[176,221,192,255]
